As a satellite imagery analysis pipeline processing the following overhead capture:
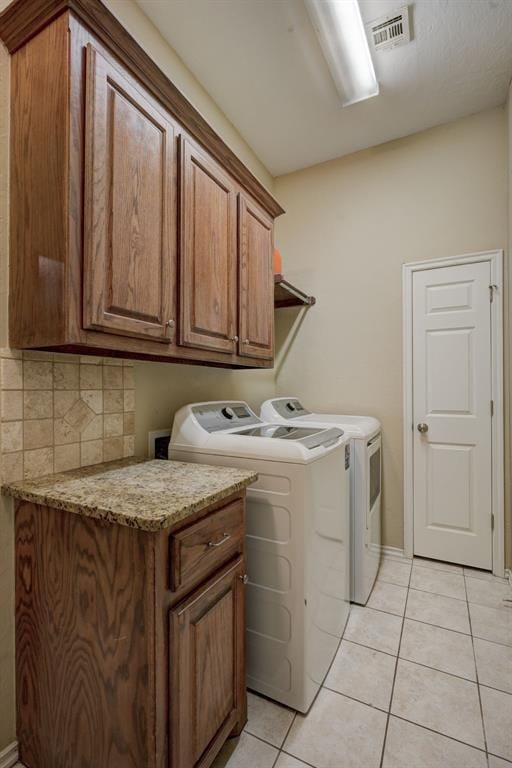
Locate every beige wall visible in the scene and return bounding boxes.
[273,107,508,552]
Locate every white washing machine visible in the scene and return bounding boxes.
[261,398,381,606]
[170,401,351,713]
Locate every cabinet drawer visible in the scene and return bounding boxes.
[170,499,244,591]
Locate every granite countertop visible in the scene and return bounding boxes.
[1,458,257,532]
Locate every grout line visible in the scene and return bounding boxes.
[321,685,390,715]
[376,577,411,589]
[341,637,398,658]
[273,710,298,767]
[465,571,489,760]
[391,713,488,756]
[407,584,467,602]
[378,561,411,768]
[342,636,400,657]
[278,749,317,768]
[402,614,471,637]
[396,655,478,686]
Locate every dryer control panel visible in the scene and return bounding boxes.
[272,399,310,420]
[192,402,261,432]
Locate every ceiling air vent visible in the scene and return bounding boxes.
[368,5,411,51]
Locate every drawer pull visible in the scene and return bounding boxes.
[207,532,231,548]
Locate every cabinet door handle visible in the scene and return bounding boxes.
[239,573,249,584]
[207,532,231,548]
[166,319,175,329]
[230,335,239,343]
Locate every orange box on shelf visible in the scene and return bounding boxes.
[273,248,282,275]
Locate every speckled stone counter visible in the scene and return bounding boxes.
[2,458,257,531]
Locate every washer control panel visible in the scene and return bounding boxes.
[272,399,310,420]
[192,402,261,432]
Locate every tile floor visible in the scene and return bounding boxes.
[12,556,511,768]
[212,555,512,768]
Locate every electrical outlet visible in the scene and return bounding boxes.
[148,429,171,460]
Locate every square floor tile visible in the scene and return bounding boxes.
[413,557,463,574]
[473,638,512,694]
[212,732,278,768]
[343,606,403,655]
[410,566,466,600]
[367,581,407,616]
[480,686,512,761]
[382,716,487,768]
[469,603,512,646]
[466,577,512,610]
[245,692,295,748]
[463,567,507,583]
[391,659,484,749]
[275,755,310,768]
[488,756,512,768]
[377,559,411,587]
[406,589,470,634]
[399,619,475,680]
[325,640,396,710]
[284,688,387,768]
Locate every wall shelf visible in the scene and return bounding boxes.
[274,274,316,309]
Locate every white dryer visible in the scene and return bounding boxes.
[261,398,381,605]
[170,401,351,712]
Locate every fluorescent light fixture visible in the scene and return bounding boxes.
[305,0,379,107]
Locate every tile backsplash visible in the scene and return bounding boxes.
[0,349,136,482]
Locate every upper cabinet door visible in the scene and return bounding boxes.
[180,137,238,354]
[83,45,177,343]
[238,194,274,359]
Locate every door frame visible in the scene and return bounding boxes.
[402,250,504,577]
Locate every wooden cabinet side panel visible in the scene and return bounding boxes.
[15,502,157,768]
[9,14,70,348]
[238,194,274,360]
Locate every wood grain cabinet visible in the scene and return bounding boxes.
[238,194,274,360]
[0,0,283,369]
[14,492,248,768]
[170,558,246,768]
[83,44,177,343]
[180,138,238,354]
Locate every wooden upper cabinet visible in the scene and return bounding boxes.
[180,137,238,354]
[0,1,284,368]
[238,194,274,360]
[83,44,177,343]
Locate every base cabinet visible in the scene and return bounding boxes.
[15,494,247,768]
[170,559,246,768]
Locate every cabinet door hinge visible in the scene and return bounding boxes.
[491,399,494,416]
[489,284,498,302]
[491,513,495,531]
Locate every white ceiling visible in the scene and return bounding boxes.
[136,0,512,176]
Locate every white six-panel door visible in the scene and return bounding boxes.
[412,261,493,569]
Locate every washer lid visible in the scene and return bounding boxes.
[232,424,344,449]
[260,398,381,439]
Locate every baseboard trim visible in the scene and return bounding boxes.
[0,741,19,768]
[380,545,409,560]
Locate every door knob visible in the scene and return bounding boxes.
[166,319,175,329]
[417,422,429,434]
